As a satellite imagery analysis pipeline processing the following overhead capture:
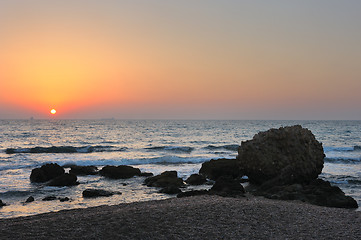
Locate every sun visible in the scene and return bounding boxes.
[50,109,57,115]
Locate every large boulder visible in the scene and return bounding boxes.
[47,173,78,186]
[199,158,242,180]
[99,165,141,179]
[30,163,65,183]
[69,165,98,175]
[237,125,325,185]
[144,171,184,188]
[0,199,6,207]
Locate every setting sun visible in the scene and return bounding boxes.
[50,109,56,115]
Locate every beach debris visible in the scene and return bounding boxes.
[158,186,182,194]
[82,189,116,198]
[42,196,57,201]
[209,176,245,197]
[25,196,34,203]
[199,158,242,181]
[185,174,207,185]
[144,171,184,188]
[99,165,141,179]
[30,163,65,183]
[47,173,78,187]
[238,125,325,185]
[69,165,98,175]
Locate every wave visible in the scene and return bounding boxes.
[324,157,361,164]
[0,156,211,172]
[324,145,361,153]
[145,146,194,153]
[204,144,239,151]
[4,145,127,154]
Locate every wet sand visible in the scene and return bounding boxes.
[0,195,360,239]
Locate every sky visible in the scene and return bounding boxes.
[1,0,361,120]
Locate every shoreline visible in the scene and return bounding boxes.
[1,195,360,239]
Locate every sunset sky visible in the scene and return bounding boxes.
[1,1,361,120]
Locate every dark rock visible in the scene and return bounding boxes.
[99,165,141,179]
[5,148,16,154]
[59,197,70,202]
[209,176,245,197]
[82,189,115,198]
[199,158,242,180]
[238,125,325,185]
[30,163,65,183]
[0,199,6,207]
[144,171,184,188]
[158,186,182,194]
[253,179,358,209]
[140,172,154,177]
[42,196,57,201]
[69,165,98,175]
[185,174,207,185]
[177,190,209,198]
[25,196,34,203]
[47,173,78,186]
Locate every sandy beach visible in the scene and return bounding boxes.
[1,195,360,239]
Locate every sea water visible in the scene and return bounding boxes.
[0,120,360,218]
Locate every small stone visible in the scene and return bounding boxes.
[25,196,35,203]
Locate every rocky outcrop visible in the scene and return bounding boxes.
[238,125,325,185]
[199,158,242,180]
[251,179,358,208]
[144,171,184,188]
[0,199,6,207]
[99,165,141,179]
[82,189,116,198]
[209,176,245,197]
[47,173,78,187]
[69,166,98,175]
[185,174,207,185]
[30,163,65,183]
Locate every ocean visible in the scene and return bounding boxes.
[0,120,360,218]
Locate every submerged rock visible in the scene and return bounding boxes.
[99,165,141,179]
[69,166,98,175]
[185,174,207,185]
[238,125,325,185]
[42,196,57,201]
[144,171,184,188]
[199,158,241,180]
[59,197,70,202]
[47,173,78,187]
[82,189,115,198]
[30,163,65,183]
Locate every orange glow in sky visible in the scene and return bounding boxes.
[1,1,361,119]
